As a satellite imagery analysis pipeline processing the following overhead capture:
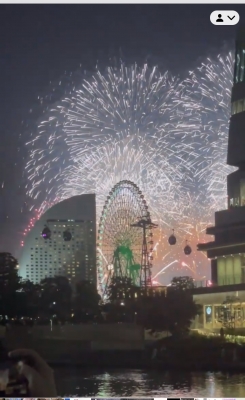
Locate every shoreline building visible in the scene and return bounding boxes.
[19,194,96,287]
[195,28,245,332]
[198,28,245,286]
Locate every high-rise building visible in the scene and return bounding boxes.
[19,194,96,287]
[0,253,19,282]
[197,28,245,286]
[189,29,245,334]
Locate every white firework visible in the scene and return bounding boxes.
[57,138,187,226]
[24,53,234,282]
[179,51,235,212]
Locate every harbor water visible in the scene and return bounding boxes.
[55,367,245,397]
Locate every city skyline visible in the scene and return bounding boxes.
[22,50,233,285]
[1,4,244,284]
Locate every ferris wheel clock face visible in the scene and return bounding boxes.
[97,180,153,297]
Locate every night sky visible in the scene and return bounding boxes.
[1,4,245,257]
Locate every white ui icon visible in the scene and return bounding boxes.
[210,10,240,25]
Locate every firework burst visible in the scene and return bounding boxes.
[24,53,234,283]
[61,64,184,157]
[179,51,235,212]
[57,139,187,223]
[26,64,195,211]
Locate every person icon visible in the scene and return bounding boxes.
[216,14,223,22]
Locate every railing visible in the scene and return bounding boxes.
[193,280,212,288]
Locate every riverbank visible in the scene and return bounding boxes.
[46,334,245,371]
[49,357,245,373]
[47,352,245,372]
[3,324,245,372]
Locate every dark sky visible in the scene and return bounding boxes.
[1,4,245,256]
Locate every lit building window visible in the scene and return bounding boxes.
[232,99,245,115]
[235,47,245,83]
[240,179,245,206]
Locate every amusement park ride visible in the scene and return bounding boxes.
[41,225,72,242]
[131,217,158,288]
[40,180,192,299]
[97,180,193,299]
[103,216,158,294]
[169,229,192,255]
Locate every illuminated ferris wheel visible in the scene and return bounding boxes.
[97,180,154,297]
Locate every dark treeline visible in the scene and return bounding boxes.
[0,253,199,336]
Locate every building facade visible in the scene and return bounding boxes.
[197,28,245,287]
[194,29,245,333]
[19,194,97,287]
[191,284,245,333]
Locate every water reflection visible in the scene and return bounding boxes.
[55,368,245,397]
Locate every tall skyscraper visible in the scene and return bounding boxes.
[19,194,96,287]
[198,28,245,286]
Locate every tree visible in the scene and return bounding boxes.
[17,279,41,318]
[73,280,100,322]
[136,294,168,331]
[0,253,22,318]
[171,276,195,290]
[137,288,199,336]
[165,289,199,335]
[39,276,72,321]
[0,253,21,290]
[107,276,140,303]
[101,302,134,323]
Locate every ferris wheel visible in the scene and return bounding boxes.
[97,180,154,297]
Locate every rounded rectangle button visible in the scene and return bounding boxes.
[210,11,240,25]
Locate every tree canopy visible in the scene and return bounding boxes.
[107,276,140,302]
[171,276,195,290]
[73,280,101,321]
[137,289,199,336]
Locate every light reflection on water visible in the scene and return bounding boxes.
[55,368,245,397]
